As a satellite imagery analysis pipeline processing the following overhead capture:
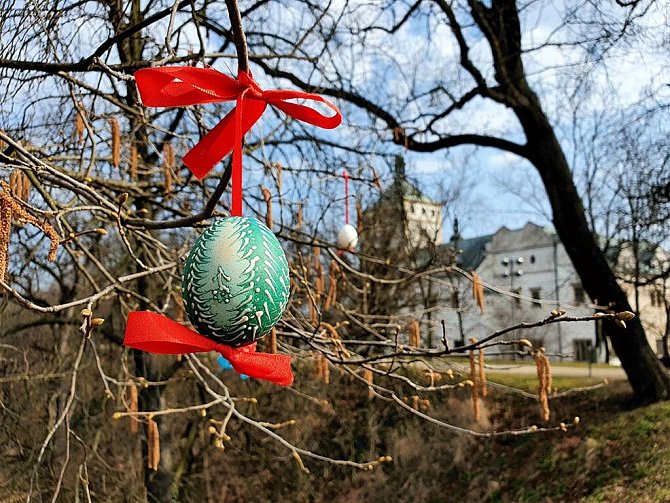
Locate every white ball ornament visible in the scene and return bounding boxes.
[337,224,359,250]
[182,217,290,347]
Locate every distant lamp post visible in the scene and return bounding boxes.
[502,257,524,355]
[501,256,524,286]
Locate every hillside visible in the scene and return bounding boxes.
[3,366,670,502]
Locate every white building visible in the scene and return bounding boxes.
[361,157,442,255]
[402,189,443,248]
[438,222,669,362]
[360,167,668,362]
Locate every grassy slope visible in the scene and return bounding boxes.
[484,381,670,502]
[206,374,670,503]
[2,356,670,503]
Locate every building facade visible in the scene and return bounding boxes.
[360,166,668,362]
[438,222,669,362]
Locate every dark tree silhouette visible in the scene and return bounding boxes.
[240,0,669,402]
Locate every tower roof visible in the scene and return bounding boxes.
[439,234,493,270]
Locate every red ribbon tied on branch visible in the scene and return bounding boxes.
[124,312,293,386]
[134,66,342,216]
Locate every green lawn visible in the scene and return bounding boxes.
[487,372,605,393]
[481,381,670,502]
[445,356,613,369]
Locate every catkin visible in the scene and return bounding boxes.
[314,354,323,381]
[20,173,30,201]
[478,348,487,398]
[163,144,175,195]
[296,204,303,228]
[128,144,138,180]
[110,118,121,168]
[324,261,340,311]
[130,144,138,179]
[320,321,337,338]
[164,167,173,196]
[469,348,480,421]
[129,384,138,433]
[321,355,329,385]
[424,370,442,386]
[9,170,30,201]
[147,418,160,471]
[409,319,420,347]
[163,143,175,169]
[9,172,19,197]
[313,246,320,268]
[275,163,283,193]
[362,282,369,315]
[147,417,155,468]
[472,272,485,314]
[0,181,60,283]
[75,110,85,145]
[544,353,553,395]
[371,166,382,192]
[314,255,325,301]
[363,369,374,399]
[0,202,11,283]
[535,350,551,421]
[261,186,272,228]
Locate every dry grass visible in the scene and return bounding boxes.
[0,333,667,503]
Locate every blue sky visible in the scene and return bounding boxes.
[1,0,667,247]
[386,1,670,241]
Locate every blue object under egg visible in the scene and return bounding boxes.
[217,355,249,380]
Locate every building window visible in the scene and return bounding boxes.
[573,339,593,362]
[530,255,536,264]
[573,284,585,304]
[651,289,664,307]
[411,204,415,214]
[530,287,541,306]
[422,208,426,215]
[431,209,435,216]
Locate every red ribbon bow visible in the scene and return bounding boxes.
[134,66,342,216]
[124,311,293,386]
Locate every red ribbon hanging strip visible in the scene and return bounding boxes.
[342,169,350,225]
[135,66,342,216]
[124,312,293,385]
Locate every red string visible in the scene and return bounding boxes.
[232,92,246,216]
[343,169,350,225]
[124,311,293,385]
[135,67,342,217]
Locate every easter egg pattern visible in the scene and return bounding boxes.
[182,217,290,347]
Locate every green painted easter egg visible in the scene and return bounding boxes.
[182,217,290,347]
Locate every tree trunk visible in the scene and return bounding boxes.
[517,100,669,402]
[662,281,670,362]
[133,350,175,503]
[472,0,670,402]
[116,0,179,499]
